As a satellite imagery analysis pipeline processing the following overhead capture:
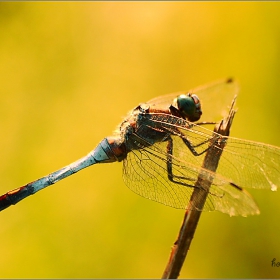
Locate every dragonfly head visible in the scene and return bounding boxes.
[176,93,202,122]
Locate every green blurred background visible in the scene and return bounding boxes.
[0,2,280,278]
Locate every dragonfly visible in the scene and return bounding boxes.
[0,78,279,216]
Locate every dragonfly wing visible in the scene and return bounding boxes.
[218,137,280,191]
[162,133,261,216]
[123,140,198,210]
[150,112,280,191]
[208,180,260,216]
[147,78,239,122]
[175,119,280,191]
[122,133,260,216]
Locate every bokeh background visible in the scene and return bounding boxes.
[1,2,280,278]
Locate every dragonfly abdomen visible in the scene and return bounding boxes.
[0,137,126,211]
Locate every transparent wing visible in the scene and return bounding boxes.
[147,78,239,122]
[150,112,280,191]
[123,135,260,217]
[122,112,280,216]
[218,137,280,191]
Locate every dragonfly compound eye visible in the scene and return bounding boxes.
[176,93,202,122]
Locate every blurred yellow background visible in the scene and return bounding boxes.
[1,2,280,278]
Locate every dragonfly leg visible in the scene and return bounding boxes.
[166,137,197,188]
[180,136,215,156]
[178,127,222,156]
[166,137,225,198]
[163,126,218,156]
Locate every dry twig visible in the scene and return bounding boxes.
[162,97,236,279]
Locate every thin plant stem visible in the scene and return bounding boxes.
[162,97,237,279]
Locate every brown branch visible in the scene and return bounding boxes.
[162,97,237,279]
